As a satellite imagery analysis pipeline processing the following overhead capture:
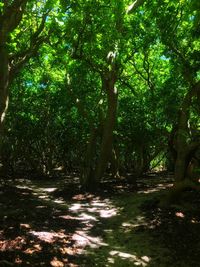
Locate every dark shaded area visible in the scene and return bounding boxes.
[139,190,200,267]
[0,180,81,266]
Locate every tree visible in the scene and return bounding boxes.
[152,0,200,186]
[0,0,52,141]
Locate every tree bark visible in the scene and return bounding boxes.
[94,72,118,184]
[81,127,98,190]
[127,0,145,14]
[0,46,9,136]
[174,82,200,185]
[110,147,120,178]
[0,0,28,137]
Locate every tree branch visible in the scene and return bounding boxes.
[126,0,145,14]
[1,0,28,33]
[119,77,137,95]
[9,12,49,79]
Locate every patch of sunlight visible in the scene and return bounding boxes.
[72,193,94,200]
[17,179,32,183]
[30,231,67,243]
[79,213,98,221]
[59,213,98,229]
[175,212,185,218]
[54,198,65,204]
[1,236,26,251]
[109,251,151,266]
[36,205,47,209]
[50,257,65,267]
[1,97,8,123]
[91,201,106,207]
[107,257,115,264]
[138,183,173,194]
[69,203,83,211]
[15,256,23,264]
[91,199,119,218]
[38,195,50,200]
[42,187,57,192]
[87,207,98,212]
[24,244,42,254]
[69,198,119,220]
[60,246,76,255]
[191,218,200,224]
[121,216,148,231]
[21,192,31,195]
[15,185,33,190]
[53,166,64,171]
[72,230,108,248]
[100,208,117,218]
[104,229,113,233]
[59,215,79,220]
[20,223,31,229]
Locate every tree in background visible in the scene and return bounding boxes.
[0,0,199,194]
[151,0,200,187]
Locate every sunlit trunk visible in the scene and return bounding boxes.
[0,47,9,136]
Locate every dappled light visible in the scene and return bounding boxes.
[69,198,119,220]
[138,183,173,194]
[24,244,42,255]
[175,212,185,218]
[109,250,151,266]
[121,216,150,232]
[72,230,107,248]
[29,230,68,243]
[137,177,174,194]
[1,174,200,266]
[0,0,200,266]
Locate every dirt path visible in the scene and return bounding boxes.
[0,175,200,266]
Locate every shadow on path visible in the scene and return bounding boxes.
[0,175,200,266]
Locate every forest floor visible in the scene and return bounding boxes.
[0,173,200,267]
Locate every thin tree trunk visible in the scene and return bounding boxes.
[0,47,9,136]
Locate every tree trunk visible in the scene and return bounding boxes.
[81,127,98,190]
[174,109,188,182]
[94,73,118,184]
[110,147,120,178]
[0,0,28,154]
[173,82,200,186]
[174,152,187,182]
[0,47,9,136]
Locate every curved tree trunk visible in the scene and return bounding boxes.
[0,0,28,152]
[173,82,200,186]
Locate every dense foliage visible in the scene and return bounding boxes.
[0,0,199,190]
